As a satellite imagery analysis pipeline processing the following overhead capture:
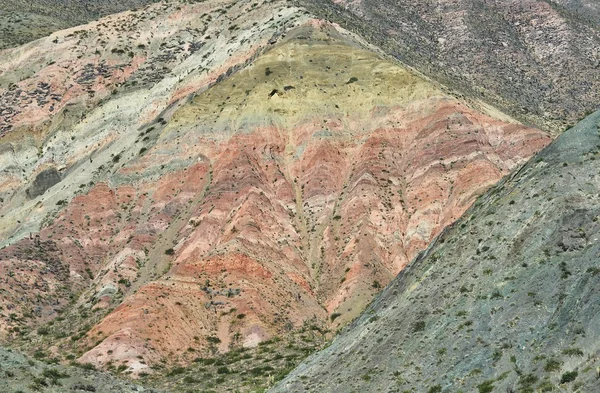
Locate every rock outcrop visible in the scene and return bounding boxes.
[26,167,62,199]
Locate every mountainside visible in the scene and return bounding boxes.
[298,0,600,134]
[0,0,156,50]
[271,110,600,392]
[3,0,598,133]
[0,0,554,391]
[0,346,159,393]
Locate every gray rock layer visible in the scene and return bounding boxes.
[26,168,61,199]
[272,111,600,393]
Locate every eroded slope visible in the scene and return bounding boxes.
[0,0,551,391]
[300,0,600,134]
[0,0,157,50]
[272,111,600,393]
[0,346,160,393]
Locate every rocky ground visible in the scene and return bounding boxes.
[0,0,553,391]
[0,346,159,393]
[0,0,156,50]
[271,110,600,392]
[298,0,600,134]
[7,0,600,392]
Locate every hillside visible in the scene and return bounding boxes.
[0,0,554,391]
[271,110,600,392]
[0,0,156,50]
[298,0,600,134]
[0,346,159,393]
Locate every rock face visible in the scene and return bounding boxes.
[27,167,62,199]
[298,0,600,134]
[271,110,600,393]
[0,0,554,391]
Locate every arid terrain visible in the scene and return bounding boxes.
[299,0,600,134]
[272,110,600,393]
[0,0,156,50]
[0,0,597,392]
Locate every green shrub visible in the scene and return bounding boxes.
[216,366,229,374]
[478,380,494,393]
[167,366,185,376]
[427,385,442,393]
[183,375,199,383]
[560,370,578,383]
[412,321,426,332]
[330,313,342,322]
[544,358,562,372]
[37,327,50,335]
[206,336,221,344]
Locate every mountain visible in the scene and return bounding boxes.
[297,0,600,134]
[0,0,156,50]
[271,110,600,392]
[0,0,553,391]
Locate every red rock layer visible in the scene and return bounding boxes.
[0,3,551,376]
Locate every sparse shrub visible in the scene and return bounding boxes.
[492,349,502,362]
[427,385,442,393]
[560,370,578,383]
[42,368,69,384]
[206,336,221,344]
[562,348,583,357]
[544,358,562,372]
[477,380,494,393]
[519,373,538,388]
[412,320,426,332]
[216,366,229,374]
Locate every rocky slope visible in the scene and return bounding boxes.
[298,0,600,134]
[271,110,600,393]
[0,0,156,50]
[0,346,159,393]
[0,0,556,391]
